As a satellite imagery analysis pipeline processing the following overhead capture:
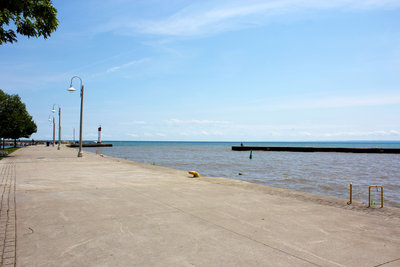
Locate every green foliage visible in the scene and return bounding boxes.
[0,89,37,144]
[0,0,58,45]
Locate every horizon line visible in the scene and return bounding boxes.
[23,139,400,143]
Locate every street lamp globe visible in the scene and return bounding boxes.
[68,85,76,92]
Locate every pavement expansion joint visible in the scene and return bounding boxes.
[374,257,400,267]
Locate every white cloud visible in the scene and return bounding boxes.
[85,133,98,138]
[165,118,231,124]
[300,131,312,136]
[191,119,230,125]
[166,118,182,123]
[106,58,150,73]
[322,130,400,137]
[320,95,400,109]
[104,0,400,37]
[133,121,147,125]
[127,133,138,137]
[156,133,167,137]
[258,94,400,110]
[212,131,224,136]
[120,121,147,126]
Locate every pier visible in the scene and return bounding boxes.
[68,142,112,147]
[232,146,400,154]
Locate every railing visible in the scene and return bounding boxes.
[348,183,384,208]
[368,185,383,208]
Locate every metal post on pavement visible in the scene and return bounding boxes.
[68,76,84,157]
[52,117,55,146]
[52,104,61,150]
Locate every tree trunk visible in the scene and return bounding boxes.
[14,139,17,148]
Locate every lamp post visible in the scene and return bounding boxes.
[48,115,55,146]
[68,76,84,157]
[52,104,61,150]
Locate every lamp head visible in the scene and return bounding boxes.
[68,84,76,92]
[51,109,56,113]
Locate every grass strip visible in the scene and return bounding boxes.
[0,147,20,160]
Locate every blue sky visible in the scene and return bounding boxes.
[1,0,400,141]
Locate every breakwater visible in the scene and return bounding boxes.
[68,143,112,147]
[232,146,400,154]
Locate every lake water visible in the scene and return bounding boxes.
[82,141,400,207]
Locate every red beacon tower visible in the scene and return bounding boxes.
[98,125,102,143]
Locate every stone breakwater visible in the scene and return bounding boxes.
[232,146,400,153]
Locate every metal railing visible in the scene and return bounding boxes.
[348,183,384,208]
[368,185,383,208]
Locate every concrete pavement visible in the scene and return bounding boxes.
[2,145,400,266]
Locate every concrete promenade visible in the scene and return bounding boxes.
[1,145,400,266]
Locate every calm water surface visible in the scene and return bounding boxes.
[83,141,400,207]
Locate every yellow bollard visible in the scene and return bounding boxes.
[188,171,200,178]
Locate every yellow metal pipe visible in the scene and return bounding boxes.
[349,183,352,204]
[368,186,371,207]
[368,185,383,208]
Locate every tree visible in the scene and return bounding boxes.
[0,0,58,45]
[0,90,8,148]
[0,89,37,148]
